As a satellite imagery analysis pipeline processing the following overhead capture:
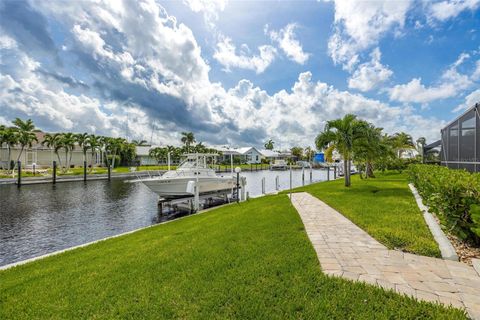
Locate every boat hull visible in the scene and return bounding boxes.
[142,176,236,199]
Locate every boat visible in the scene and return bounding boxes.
[140,153,236,199]
[270,159,288,170]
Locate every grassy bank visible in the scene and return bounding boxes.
[292,171,440,257]
[0,195,464,319]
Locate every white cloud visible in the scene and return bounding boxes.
[213,36,276,74]
[269,23,310,64]
[183,0,227,28]
[453,89,480,112]
[327,0,412,71]
[388,53,473,103]
[348,48,393,92]
[0,0,445,147]
[428,0,480,21]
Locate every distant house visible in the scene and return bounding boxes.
[217,146,263,164]
[0,131,102,169]
[135,146,157,165]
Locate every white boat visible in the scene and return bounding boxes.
[140,153,236,199]
[270,159,288,170]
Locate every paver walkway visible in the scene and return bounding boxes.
[291,192,480,319]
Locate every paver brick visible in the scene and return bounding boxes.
[290,192,480,320]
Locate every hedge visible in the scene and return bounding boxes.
[407,164,480,244]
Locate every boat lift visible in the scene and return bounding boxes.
[156,177,247,216]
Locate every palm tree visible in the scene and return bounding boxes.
[106,137,125,168]
[42,133,64,168]
[132,139,148,146]
[59,133,76,172]
[149,147,168,163]
[352,123,390,179]
[180,132,195,153]
[12,118,37,169]
[315,114,365,187]
[290,146,304,160]
[87,134,101,172]
[0,127,18,171]
[75,133,90,164]
[416,137,426,163]
[264,139,275,150]
[390,132,414,158]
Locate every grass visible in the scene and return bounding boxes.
[291,171,441,257]
[0,195,465,319]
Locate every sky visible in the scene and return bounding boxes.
[0,0,479,149]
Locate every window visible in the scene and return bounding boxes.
[460,111,475,161]
[448,122,458,161]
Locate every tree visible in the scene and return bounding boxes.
[264,139,275,150]
[290,146,304,160]
[12,118,37,169]
[132,139,148,146]
[105,137,125,168]
[352,123,392,178]
[149,147,168,163]
[416,137,426,163]
[0,126,18,171]
[59,133,76,172]
[180,132,195,152]
[390,132,415,158]
[315,114,365,187]
[87,135,101,172]
[42,133,64,168]
[75,133,90,164]
[304,146,315,162]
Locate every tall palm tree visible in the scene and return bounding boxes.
[132,139,148,146]
[180,132,195,153]
[264,139,274,150]
[0,126,18,171]
[42,133,64,168]
[106,137,125,168]
[352,123,390,178]
[315,114,365,187]
[12,118,37,169]
[59,133,76,172]
[87,134,101,172]
[75,133,90,164]
[390,132,414,158]
[416,137,426,163]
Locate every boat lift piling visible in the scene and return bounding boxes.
[275,175,279,190]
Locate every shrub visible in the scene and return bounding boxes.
[407,164,480,244]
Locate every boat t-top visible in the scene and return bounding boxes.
[140,153,237,200]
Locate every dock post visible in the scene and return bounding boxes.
[334,165,337,179]
[310,166,313,182]
[108,165,111,181]
[275,175,279,190]
[83,161,87,182]
[327,166,330,181]
[302,167,305,186]
[241,177,246,201]
[261,177,265,194]
[194,181,200,211]
[53,161,57,184]
[17,160,21,187]
[289,164,292,199]
[33,163,36,176]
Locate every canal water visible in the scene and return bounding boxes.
[0,169,329,267]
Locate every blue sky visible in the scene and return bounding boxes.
[0,0,479,148]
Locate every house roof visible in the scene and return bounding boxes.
[135,146,152,156]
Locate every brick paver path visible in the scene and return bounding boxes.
[291,192,480,319]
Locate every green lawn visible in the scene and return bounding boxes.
[0,195,464,319]
[292,171,441,257]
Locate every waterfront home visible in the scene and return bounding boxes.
[0,131,102,169]
[216,146,263,164]
[135,145,157,165]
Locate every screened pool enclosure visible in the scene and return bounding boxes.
[440,103,480,172]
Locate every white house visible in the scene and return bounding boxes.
[135,146,157,165]
[216,146,263,164]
